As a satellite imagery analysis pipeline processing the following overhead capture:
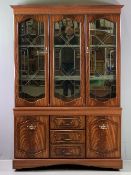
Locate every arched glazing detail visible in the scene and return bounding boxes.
[54,17,80,101]
[19,18,45,102]
[89,18,116,101]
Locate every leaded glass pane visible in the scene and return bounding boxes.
[54,17,81,101]
[90,19,116,101]
[19,18,45,102]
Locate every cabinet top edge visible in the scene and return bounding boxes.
[10,5,124,15]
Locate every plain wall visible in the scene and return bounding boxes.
[0,0,130,160]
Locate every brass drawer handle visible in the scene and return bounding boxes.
[27,124,37,130]
[62,138,72,141]
[64,123,71,126]
[63,121,73,126]
[62,149,72,155]
[99,124,108,130]
[64,152,72,156]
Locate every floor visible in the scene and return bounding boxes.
[0,160,131,175]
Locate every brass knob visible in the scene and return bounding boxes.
[27,124,37,130]
[99,124,108,130]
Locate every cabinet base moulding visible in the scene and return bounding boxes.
[13,159,123,170]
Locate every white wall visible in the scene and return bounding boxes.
[0,0,130,160]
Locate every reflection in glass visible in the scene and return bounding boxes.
[19,18,45,102]
[90,19,116,101]
[54,17,81,101]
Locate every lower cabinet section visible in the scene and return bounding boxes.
[86,115,121,158]
[14,110,121,169]
[50,144,85,158]
[14,115,49,158]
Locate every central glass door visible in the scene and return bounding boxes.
[50,15,85,106]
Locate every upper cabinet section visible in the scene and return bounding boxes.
[12,5,123,107]
[50,15,85,106]
[86,15,121,107]
[15,15,49,107]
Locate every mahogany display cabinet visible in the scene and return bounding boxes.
[11,4,123,170]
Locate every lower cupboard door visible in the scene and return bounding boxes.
[86,115,121,158]
[14,115,49,158]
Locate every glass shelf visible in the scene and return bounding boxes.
[90,45,116,48]
[54,45,80,48]
[20,75,45,81]
[55,75,80,81]
[90,75,115,80]
[20,34,45,36]
[19,45,44,48]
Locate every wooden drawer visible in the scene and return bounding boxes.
[50,144,85,158]
[50,116,85,129]
[50,130,85,144]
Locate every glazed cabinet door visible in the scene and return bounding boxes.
[86,115,121,158]
[50,15,85,106]
[14,115,49,158]
[15,15,49,106]
[86,15,120,106]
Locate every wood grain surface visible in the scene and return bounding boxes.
[14,115,49,158]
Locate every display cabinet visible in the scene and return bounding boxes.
[12,5,123,170]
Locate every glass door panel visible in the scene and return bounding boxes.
[86,16,120,106]
[50,16,85,106]
[54,18,80,101]
[15,16,49,106]
[90,18,116,101]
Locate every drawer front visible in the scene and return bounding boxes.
[50,116,85,129]
[50,130,85,144]
[50,144,85,158]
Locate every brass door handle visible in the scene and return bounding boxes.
[86,47,89,54]
[44,46,48,53]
